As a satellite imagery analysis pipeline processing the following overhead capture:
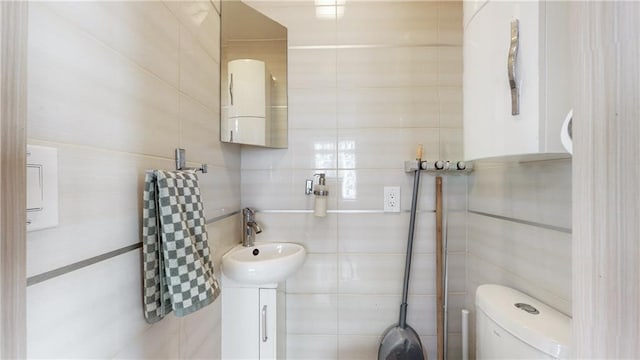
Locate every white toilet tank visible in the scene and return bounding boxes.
[475,284,571,359]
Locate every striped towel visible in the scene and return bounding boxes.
[142,170,220,324]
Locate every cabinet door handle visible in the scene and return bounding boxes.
[508,19,520,115]
[229,73,234,106]
[261,305,268,342]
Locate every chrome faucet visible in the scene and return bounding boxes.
[242,207,262,247]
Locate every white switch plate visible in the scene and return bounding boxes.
[26,145,58,232]
[384,186,400,213]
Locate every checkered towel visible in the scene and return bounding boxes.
[142,170,220,324]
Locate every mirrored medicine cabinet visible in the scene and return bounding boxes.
[220,0,288,148]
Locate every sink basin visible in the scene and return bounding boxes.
[221,242,306,285]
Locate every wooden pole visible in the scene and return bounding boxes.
[435,177,444,360]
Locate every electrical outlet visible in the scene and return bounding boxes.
[384,186,401,212]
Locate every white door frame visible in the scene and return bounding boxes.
[570,1,640,357]
[0,1,28,358]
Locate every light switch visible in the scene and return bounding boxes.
[26,165,43,210]
[26,145,58,232]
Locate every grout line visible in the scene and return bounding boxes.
[289,43,462,50]
[206,210,240,225]
[257,209,437,214]
[26,242,143,287]
[26,138,240,172]
[467,209,572,234]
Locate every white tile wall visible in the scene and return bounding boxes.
[26,1,465,358]
[241,1,464,358]
[465,159,572,358]
[26,2,238,358]
[335,2,440,46]
[337,87,440,129]
[468,159,572,229]
[286,335,338,360]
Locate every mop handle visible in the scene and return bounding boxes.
[399,145,422,328]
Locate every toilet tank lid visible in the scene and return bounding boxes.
[476,284,571,358]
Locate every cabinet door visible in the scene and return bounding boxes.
[259,288,277,360]
[463,1,541,160]
[222,287,260,359]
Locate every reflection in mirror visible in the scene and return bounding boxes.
[221,1,288,148]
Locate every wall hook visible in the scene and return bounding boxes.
[175,148,208,173]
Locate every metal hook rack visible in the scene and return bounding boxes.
[404,160,473,175]
[175,148,208,173]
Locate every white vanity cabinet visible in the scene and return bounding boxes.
[463,0,571,161]
[221,279,285,360]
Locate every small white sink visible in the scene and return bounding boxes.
[222,242,306,285]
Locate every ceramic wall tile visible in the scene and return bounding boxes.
[337,2,439,46]
[179,93,223,167]
[337,335,380,360]
[440,128,464,160]
[443,210,467,253]
[240,147,293,171]
[286,335,338,360]
[286,254,338,294]
[289,129,338,170]
[198,165,241,220]
[179,26,220,112]
[405,295,439,336]
[447,334,463,360]
[207,215,242,273]
[242,128,338,170]
[113,315,181,359]
[438,46,463,86]
[337,128,439,170]
[237,1,465,356]
[26,143,173,277]
[288,88,337,129]
[439,87,463,128]
[467,212,572,304]
[438,1,463,45]
[445,175,468,210]
[287,294,338,334]
[468,159,572,229]
[180,298,222,359]
[164,0,220,62]
[445,294,467,334]
[446,254,467,293]
[288,49,336,89]
[42,1,181,88]
[338,253,434,295]
[27,1,234,358]
[336,170,436,211]
[28,5,180,159]
[337,212,436,254]
[421,336,437,360]
[337,47,439,88]
[244,1,337,47]
[467,253,571,316]
[337,87,440,129]
[257,213,338,254]
[27,251,152,358]
[241,169,338,210]
[337,294,399,336]
[338,294,433,336]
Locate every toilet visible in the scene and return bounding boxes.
[475,284,571,359]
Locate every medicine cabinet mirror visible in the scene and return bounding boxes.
[220,0,288,148]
